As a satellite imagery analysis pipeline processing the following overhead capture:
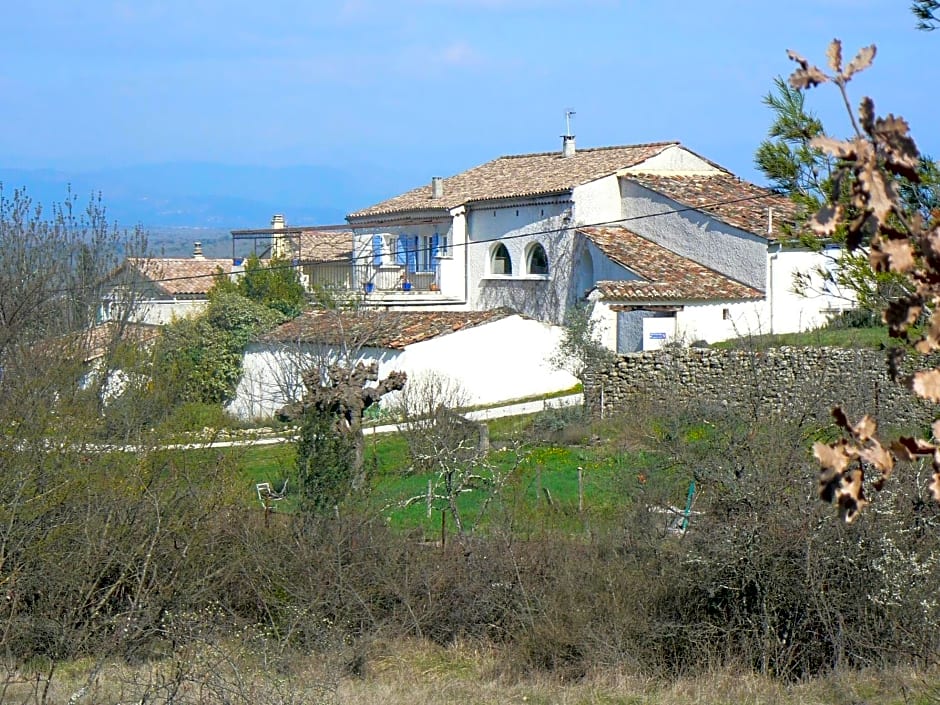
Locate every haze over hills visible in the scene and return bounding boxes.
[0,161,408,257]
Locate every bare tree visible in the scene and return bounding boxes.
[393,372,520,536]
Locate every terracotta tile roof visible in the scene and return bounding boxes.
[297,229,353,262]
[625,173,800,241]
[79,321,161,363]
[580,226,764,302]
[261,308,514,350]
[43,321,161,363]
[127,258,233,296]
[349,142,678,218]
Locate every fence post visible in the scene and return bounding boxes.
[577,466,584,514]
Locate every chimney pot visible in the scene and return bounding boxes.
[193,241,204,259]
[271,214,285,229]
[562,134,576,158]
[431,176,444,199]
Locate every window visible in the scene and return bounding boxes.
[387,233,449,272]
[491,243,513,275]
[435,232,450,257]
[527,243,549,276]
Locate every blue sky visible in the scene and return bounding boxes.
[1,0,937,219]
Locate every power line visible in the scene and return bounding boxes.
[57,190,784,295]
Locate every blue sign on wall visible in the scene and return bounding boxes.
[649,332,667,340]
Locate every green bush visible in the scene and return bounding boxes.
[154,292,284,406]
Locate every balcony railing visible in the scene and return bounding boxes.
[303,262,439,293]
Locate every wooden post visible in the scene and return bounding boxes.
[427,478,433,518]
[536,466,543,506]
[440,510,446,550]
[577,466,584,514]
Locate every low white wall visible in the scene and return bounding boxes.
[228,314,580,421]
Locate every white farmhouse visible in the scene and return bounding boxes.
[100,243,234,325]
[338,137,846,351]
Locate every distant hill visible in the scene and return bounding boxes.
[0,161,404,232]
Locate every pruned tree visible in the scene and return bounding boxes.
[280,361,406,514]
[782,40,940,520]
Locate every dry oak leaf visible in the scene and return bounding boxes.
[844,44,876,79]
[931,472,940,503]
[852,414,878,443]
[858,161,895,223]
[873,115,920,179]
[883,297,922,336]
[915,314,940,354]
[815,440,854,504]
[826,38,843,73]
[892,436,937,461]
[871,237,915,273]
[832,408,878,442]
[859,96,875,134]
[787,49,829,90]
[912,368,940,402]
[811,204,843,237]
[837,467,868,523]
[860,440,893,475]
[814,440,854,474]
[810,136,857,160]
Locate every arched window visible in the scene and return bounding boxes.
[576,248,595,298]
[491,243,513,275]
[526,243,549,276]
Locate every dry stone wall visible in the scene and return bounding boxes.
[584,346,938,432]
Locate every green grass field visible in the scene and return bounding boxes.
[715,323,906,349]
[226,411,693,540]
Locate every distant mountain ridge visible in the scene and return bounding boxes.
[0,161,403,231]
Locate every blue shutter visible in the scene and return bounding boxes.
[396,235,408,266]
[408,236,418,273]
[371,234,383,266]
[430,233,440,259]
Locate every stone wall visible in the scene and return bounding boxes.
[584,346,938,432]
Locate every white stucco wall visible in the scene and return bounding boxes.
[126,299,209,325]
[675,300,767,343]
[621,145,724,175]
[619,181,768,291]
[227,314,580,421]
[466,198,573,322]
[590,297,768,353]
[571,175,622,225]
[766,248,847,334]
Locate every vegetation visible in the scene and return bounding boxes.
[755,73,940,316]
[5,9,940,701]
[153,291,285,407]
[212,252,307,318]
[774,39,940,522]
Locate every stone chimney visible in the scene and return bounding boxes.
[270,214,288,259]
[192,241,204,259]
[431,176,444,199]
[562,134,576,158]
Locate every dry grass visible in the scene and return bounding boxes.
[7,638,938,705]
[339,643,937,705]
